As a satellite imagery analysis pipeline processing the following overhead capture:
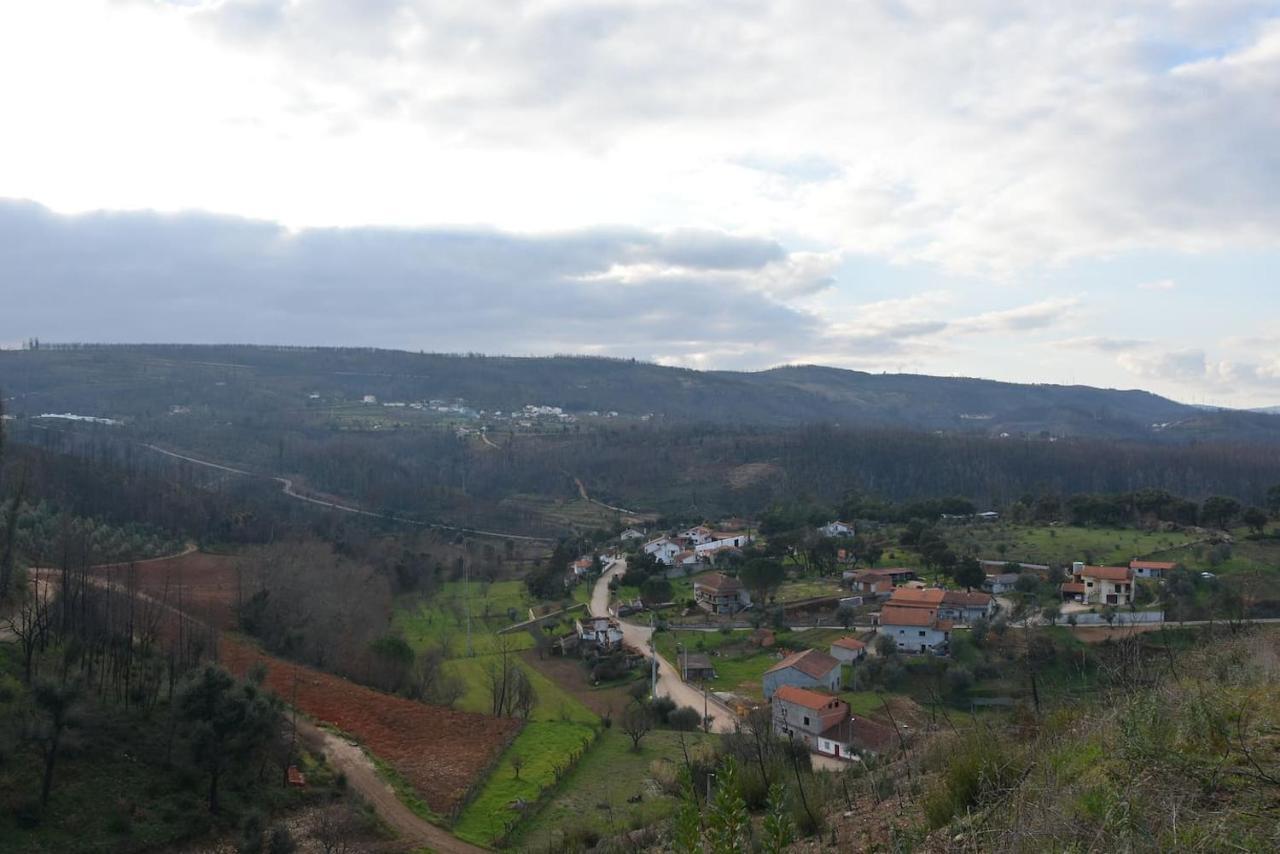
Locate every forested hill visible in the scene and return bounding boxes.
[1,344,1276,441]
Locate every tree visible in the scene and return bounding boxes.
[1041,603,1061,626]
[1266,485,1280,516]
[875,634,897,657]
[705,757,751,853]
[267,825,297,854]
[740,558,785,604]
[836,605,855,630]
[954,556,986,591]
[313,803,358,854]
[621,700,653,751]
[31,679,80,807]
[1200,495,1241,530]
[178,666,281,813]
[761,781,795,853]
[1242,506,1268,535]
[640,576,674,604]
[510,754,525,780]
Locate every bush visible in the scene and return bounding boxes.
[921,735,1025,829]
[667,706,702,731]
[649,696,677,724]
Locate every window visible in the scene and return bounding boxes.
[803,715,810,726]
[918,630,926,636]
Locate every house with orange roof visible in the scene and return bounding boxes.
[1066,561,1135,606]
[886,586,994,623]
[771,685,893,759]
[762,648,842,699]
[693,572,751,614]
[877,605,953,654]
[1131,559,1177,580]
[829,636,867,663]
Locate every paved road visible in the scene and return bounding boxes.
[592,560,738,733]
[142,443,555,543]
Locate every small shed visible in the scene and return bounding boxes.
[681,653,717,681]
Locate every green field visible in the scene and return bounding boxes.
[396,581,605,846]
[654,629,781,700]
[516,728,718,851]
[944,523,1203,567]
[452,720,599,847]
[1147,530,1280,576]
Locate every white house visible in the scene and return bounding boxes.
[982,572,1021,595]
[771,685,892,760]
[829,637,867,664]
[1067,562,1135,606]
[693,532,753,556]
[681,525,716,545]
[819,521,855,538]
[576,617,625,651]
[643,537,683,566]
[877,605,952,654]
[1131,559,1176,580]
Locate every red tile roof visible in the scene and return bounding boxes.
[821,716,896,753]
[942,590,992,607]
[879,606,938,627]
[832,637,866,651]
[767,648,841,679]
[695,572,741,593]
[1081,565,1132,582]
[888,587,946,608]
[1131,560,1176,570]
[774,684,844,711]
[1061,582,1086,593]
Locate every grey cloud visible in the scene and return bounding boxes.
[0,199,813,365]
[1056,336,1151,353]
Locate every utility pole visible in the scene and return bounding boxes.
[465,560,473,657]
[649,611,657,699]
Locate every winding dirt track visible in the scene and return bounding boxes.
[28,551,501,853]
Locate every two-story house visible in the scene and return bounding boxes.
[762,649,842,699]
[693,572,751,614]
[1065,562,1135,606]
[643,536,683,566]
[877,605,952,654]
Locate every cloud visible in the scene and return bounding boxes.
[950,299,1079,335]
[1117,349,1210,383]
[1138,279,1177,291]
[4,2,1279,274]
[0,199,821,367]
[1056,336,1151,353]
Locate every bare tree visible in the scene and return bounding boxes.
[622,701,653,751]
[313,802,359,854]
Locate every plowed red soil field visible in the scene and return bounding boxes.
[91,550,521,816]
[89,550,240,630]
[219,635,520,815]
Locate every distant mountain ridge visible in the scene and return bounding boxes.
[1,344,1277,442]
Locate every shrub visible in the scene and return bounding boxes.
[667,706,702,731]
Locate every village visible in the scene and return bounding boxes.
[548,517,1189,768]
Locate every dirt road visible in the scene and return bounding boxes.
[592,560,738,733]
[297,721,485,854]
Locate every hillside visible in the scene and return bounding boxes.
[2,344,1276,441]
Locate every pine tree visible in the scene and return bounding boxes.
[705,757,750,853]
[762,782,796,853]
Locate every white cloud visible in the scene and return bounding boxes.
[1138,279,1177,291]
[1,2,1279,274]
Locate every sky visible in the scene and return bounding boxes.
[1,1,1279,406]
